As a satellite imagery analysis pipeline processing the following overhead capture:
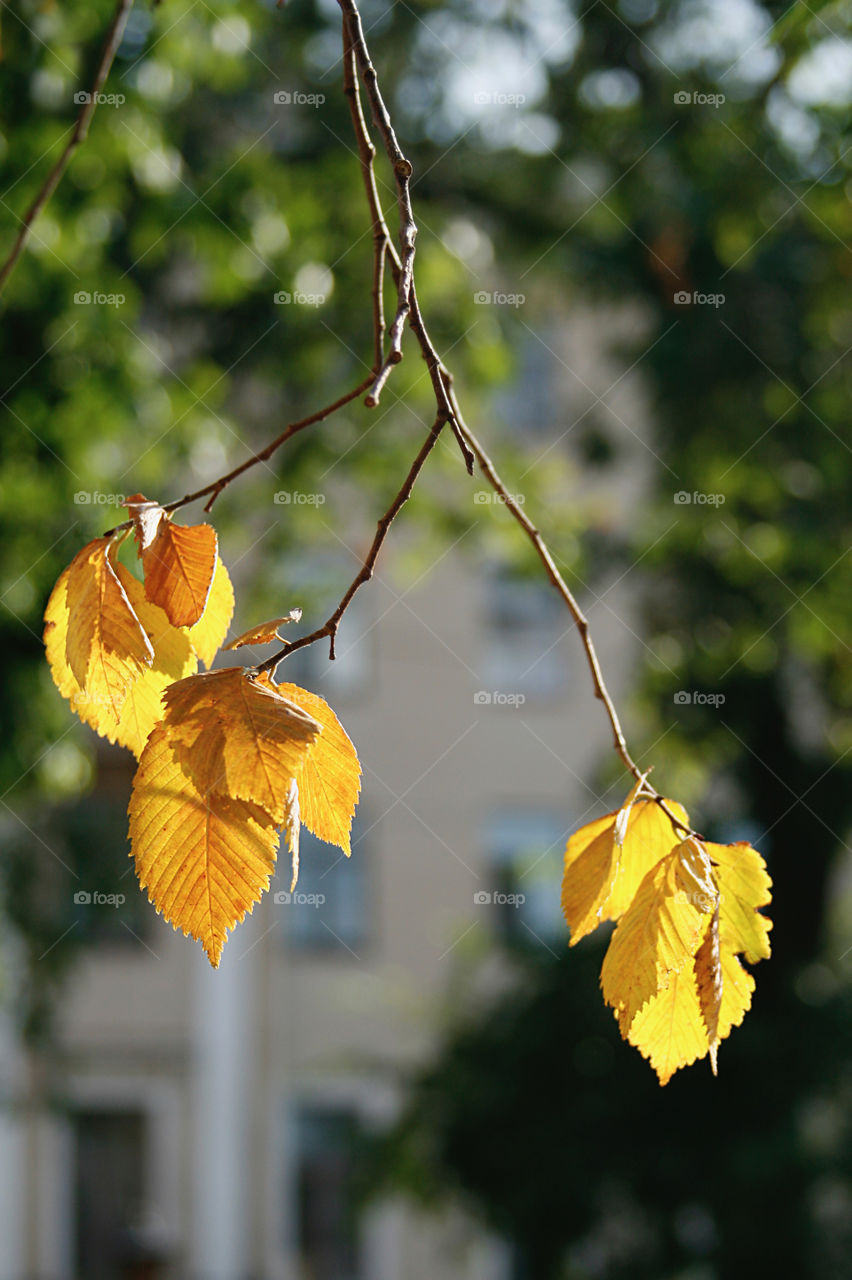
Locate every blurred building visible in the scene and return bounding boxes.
[0,307,651,1280]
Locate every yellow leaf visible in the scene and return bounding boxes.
[629,903,760,1087]
[620,837,770,1084]
[274,681,362,856]
[606,798,690,919]
[129,724,280,967]
[44,540,153,726]
[187,556,234,668]
[225,609,302,649]
[717,942,755,1041]
[44,561,197,756]
[562,792,689,944]
[561,814,619,943]
[162,667,321,823]
[628,962,710,1086]
[600,844,707,1033]
[142,518,218,627]
[109,564,198,757]
[706,840,772,962]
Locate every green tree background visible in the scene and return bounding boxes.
[1,0,851,1274]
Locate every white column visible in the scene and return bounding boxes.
[190,940,256,1280]
[0,1000,27,1280]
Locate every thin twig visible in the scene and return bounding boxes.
[103,375,374,534]
[256,415,446,670]
[342,22,390,372]
[339,3,416,401]
[339,6,475,471]
[0,0,136,296]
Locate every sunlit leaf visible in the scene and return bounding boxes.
[162,666,321,823]
[129,724,280,967]
[187,556,235,668]
[142,517,218,627]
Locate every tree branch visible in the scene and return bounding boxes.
[0,0,136,297]
[95,0,686,838]
[339,6,475,472]
[102,375,375,536]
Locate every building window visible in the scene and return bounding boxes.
[293,1105,362,1280]
[280,817,369,954]
[480,570,568,699]
[73,1108,148,1280]
[483,808,567,947]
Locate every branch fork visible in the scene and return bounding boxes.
[7,0,684,837]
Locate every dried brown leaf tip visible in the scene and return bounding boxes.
[225,609,303,649]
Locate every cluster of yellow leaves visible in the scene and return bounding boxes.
[129,667,360,965]
[562,784,771,1084]
[43,503,362,966]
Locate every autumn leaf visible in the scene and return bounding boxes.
[562,789,689,944]
[273,680,361,856]
[614,837,771,1084]
[161,667,322,824]
[44,538,153,726]
[124,495,233,665]
[126,667,363,963]
[600,842,708,1034]
[187,556,234,668]
[627,964,709,1085]
[141,516,218,627]
[129,724,281,967]
[225,609,302,649]
[706,839,772,963]
[108,563,198,757]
